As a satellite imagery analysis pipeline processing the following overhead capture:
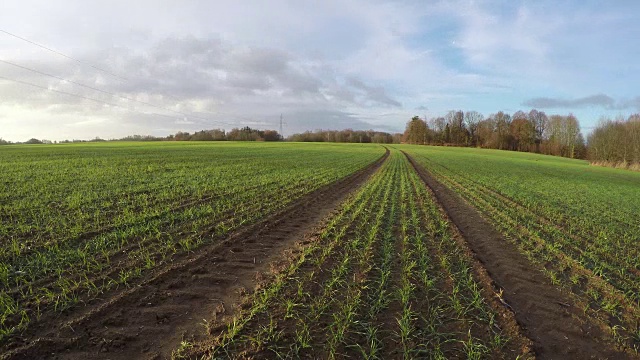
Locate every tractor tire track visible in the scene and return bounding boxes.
[403,151,630,360]
[2,148,389,360]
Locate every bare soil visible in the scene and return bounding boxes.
[2,149,389,360]
[403,151,631,360]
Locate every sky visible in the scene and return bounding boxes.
[1,0,639,142]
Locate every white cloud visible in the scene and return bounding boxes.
[453,3,558,74]
[1,0,640,140]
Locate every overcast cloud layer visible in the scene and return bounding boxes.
[1,0,640,141]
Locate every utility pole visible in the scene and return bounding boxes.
[279,114,287,140]
[424,113,428,145]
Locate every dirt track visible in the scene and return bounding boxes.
[3,149,389,360]
[403,151,629,360]
[5,148,632,359]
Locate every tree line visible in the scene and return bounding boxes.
[0,127,282,145]
[0,138,58,145]
[287,129,401,144]
[168,127,281,141]
[6,112,640,171]
[403,109,586,159]
[5,128,401,145]
[588,115,640,169]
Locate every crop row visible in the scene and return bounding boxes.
[190,150,526,359]
[403,146,640,353]
[0,142,384,343]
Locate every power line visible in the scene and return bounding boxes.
[0,30,262,129]
[0,74,143,110]
[0,58,124,96]
[0,30,189,105]
[0,29,127,81]
[0,58,236,127]
[0,72,253,129]
[0,74,192,122]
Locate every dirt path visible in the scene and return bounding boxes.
[3,149,389,360]
[403,151,630,360]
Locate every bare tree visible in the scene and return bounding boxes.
[464,111,484,146]
[566,114,581,159]
[493,111,512,150]
[527,109,548,152]
[429,117,446,143]
[443,110,467,145]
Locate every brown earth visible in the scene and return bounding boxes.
[193,150,532,359]
[403,151,632,360]
[2,149,389,360]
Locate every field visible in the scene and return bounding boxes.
[0,142,639,359]
[401,146,640,353]
[0,142,382,348]
[193,150,528,359]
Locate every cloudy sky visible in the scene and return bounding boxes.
[1,0,639,141]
